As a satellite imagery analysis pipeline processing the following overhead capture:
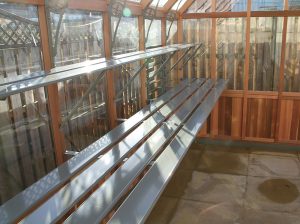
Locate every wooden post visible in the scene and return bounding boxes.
[241,0,252,139]
[138,15,147,107]
[161,18,167,46]
[210,0,218,137]
[103,12,117,129]
[177,17,184,81]
[38,5,65,164]
[276,0,289,141]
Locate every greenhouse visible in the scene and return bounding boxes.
[0,0,300,223]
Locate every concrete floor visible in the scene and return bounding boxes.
[146,143,300,224]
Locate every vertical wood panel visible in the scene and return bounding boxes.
[38,5,65,164]
[210,0,218,137]
[103,12,117,129]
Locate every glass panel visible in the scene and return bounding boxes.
[114,61,141,120]
[284,17,300,92]
[248,17,283,91]
[183,19,211,79]
[216,0,247,12]
[172,0,188,10]
[186,0,211,13]
[145,19,162,48]
[58,72,109,152]
[0,3,56,205]
[289,0,300,10]
[166,20,178,45]
[151,0,169,7]
[111,16,139,55]
[251,0,283,11]
[216,18,246,90]
[49,9,104,67]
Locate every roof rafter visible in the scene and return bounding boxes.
[178,0,195,14]
[163,0,177,13]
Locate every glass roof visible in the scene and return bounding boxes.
[150,0,169,8]
[172,0,188,10]
[128,0,142,3]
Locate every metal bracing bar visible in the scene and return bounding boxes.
[165,0,183,41]
[180,44,205,69]
[60,71,105,126]
[144,0,160,44]
[166,46,194,74]
[115,60,148,101]
[148,51,177,80]
[111,0,128,51]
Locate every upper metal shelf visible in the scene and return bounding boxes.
[0,43,196,99]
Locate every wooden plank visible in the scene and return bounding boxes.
[103,12,117,129]
[177,18,184,80]
[38,5,65,165]
[161,18,167,46]
[163,0,177,12]
[210,0,218,137]
[231,97,243,138]
[275,14,288,141]
[178,0,195,14]
[182,12,247,18]
[241,0,251,139]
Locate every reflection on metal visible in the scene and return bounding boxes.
[64,79,209,224]
[0,44,194,98]
[0,79,191,224]
[108,79,228,224]
[0,8,40,49]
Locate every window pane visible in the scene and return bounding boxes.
[186,0,211,13]
[252,0,283,11]
[111,16,139,55]
[172,0,188,10]
[289,0,300,10]
[216,0,247,12]
[145,19,162,48]
[284,17,300,92]
[183,19,211,79]
[248,17,283,91]
[49,9,104,67]
[0,3,56,205]
[216,18,246,90]
[151,0,169,7]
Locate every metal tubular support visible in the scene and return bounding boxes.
[149,51,177,79]
[180,44,204,69]
[166,46,194,74]
[110,0,128,51]
[115,60,148,101]
[60,71,105,126]
[144,0,160,45]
